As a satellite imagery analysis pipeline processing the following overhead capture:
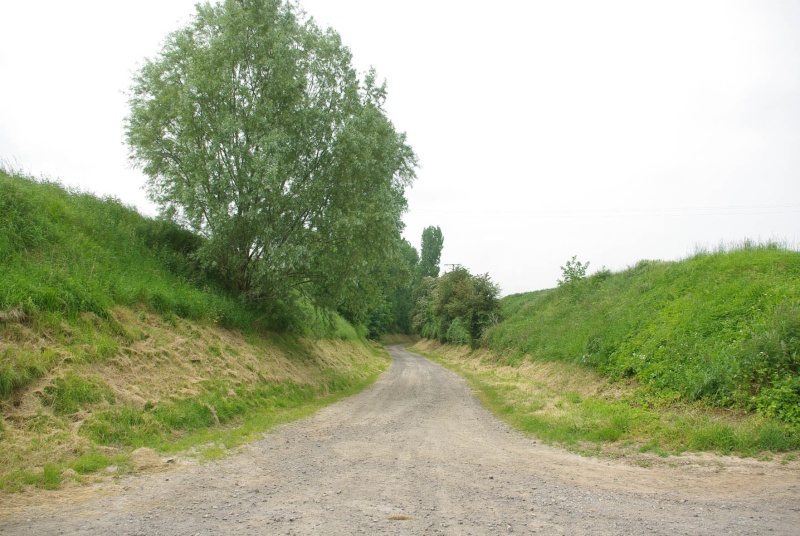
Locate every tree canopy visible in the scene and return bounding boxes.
[125,0,416,317]
[417,226,444,280]
[412,266,501,345]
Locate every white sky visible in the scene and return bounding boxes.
[2,0,799,295]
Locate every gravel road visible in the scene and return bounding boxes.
[2,345,799,535]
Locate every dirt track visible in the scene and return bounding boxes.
[1,345,799,535]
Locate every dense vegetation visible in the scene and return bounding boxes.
[413,266,501,346]
[0,169,390,491]
[0,169,251,331]
[126,0,416,325]
[0,167,366,393]
[0,0,460,491]
[359,225,447,338]
[486,245,800,425]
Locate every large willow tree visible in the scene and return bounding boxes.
[126,0,416,315]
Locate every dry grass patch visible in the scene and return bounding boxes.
[412,339,632,407]
[0,307,388,492]
[411,340,799,459]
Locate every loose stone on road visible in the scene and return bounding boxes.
[1,345,798,535]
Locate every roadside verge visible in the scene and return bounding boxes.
[411,339,800,461]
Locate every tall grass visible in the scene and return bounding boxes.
[486,244,800,424]
[0,170,359,399]
[416,341,800,457]
[0,170,254,322]
[0,169,387,492]
[0,331,389,492]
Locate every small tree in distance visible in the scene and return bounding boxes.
[417,226,444,280]
[412,266,500,345]
[558,255,590,286]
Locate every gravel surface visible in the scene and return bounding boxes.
[2,345,799,535]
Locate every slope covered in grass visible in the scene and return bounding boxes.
[486,245,800,424]
[0,170,358,396]
[1,308,387,492]
[413,339,800,457]
[0,170,385,491]
[0,169,254,326]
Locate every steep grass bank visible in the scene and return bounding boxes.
[0,170,387,491]
[487,245,800,424]
[1,308,388,491]
[0,169,346,339]
[0,169,359,399]
[1,169,242,329]
[413,340,799,458]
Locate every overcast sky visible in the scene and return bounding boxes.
[2,1,799,295]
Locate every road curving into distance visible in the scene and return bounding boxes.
[1,345,798,535]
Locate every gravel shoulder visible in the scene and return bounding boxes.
[2,345,799,535]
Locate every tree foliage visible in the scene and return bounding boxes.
[417,225,444,280]
[125,0,416,318]
[413,266,501,345]
[386,239,420,333]
[558,255,590,286]
[354,236,418,338]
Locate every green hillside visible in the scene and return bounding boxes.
[0,169,386,492]
[0,169,329,334]
[487,246,800,424]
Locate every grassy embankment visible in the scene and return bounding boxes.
[413,245,800,459]
[0,169,388,492]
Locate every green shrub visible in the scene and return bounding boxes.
[558,255,590,286]
[413,267,501,345]
[756,376,800,424]
[444,318,471,345]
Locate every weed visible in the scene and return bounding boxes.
[639,440,669,457]
[197,446,227,461]
[72,452,113,474]
[37,465,63,490]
